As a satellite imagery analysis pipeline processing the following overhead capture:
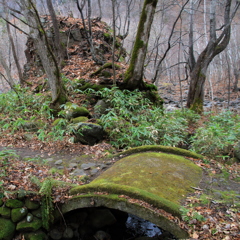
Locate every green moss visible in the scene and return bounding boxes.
[24,231,47,240]
[11,207,28,222]
[108,145,203,160]
[5,199,24,208]
[190,97,203,114]
[0,218,15,240]
[52,118,65,126]
[0,207,11,218]
[71,183,181,217]
[71,151,202,218]
[71,116,88,123]
[16,217,42,232]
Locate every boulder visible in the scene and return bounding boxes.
[11,207,28,222]
[16,217,42,232]
[93,100,109,118]
[0,206,11,218]
[0,218,15,240]
[72,122,104,145]
[234,141,240,161]
[24,230,47,240]
[25,199,40,210]
[6,199,24,208]
[63,102,89,120]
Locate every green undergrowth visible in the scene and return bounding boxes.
[0,84,239,161]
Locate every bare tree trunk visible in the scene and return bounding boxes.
[187,0,240,113]
[46,0,66,66]
[124,0,158,90]
[0,50,15,89]
[20,0,67,106]
[111,0,116,85]
[6,22,24,85]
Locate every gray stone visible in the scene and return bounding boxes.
[49,228,62,240]
[93,100,109,118]
[69,163,78,168]
[27,213,34,222]
[234,141,240,161]
[54,160,63,165]
[63,227,74,239]
[72,122,104,145]
[81,163,96,170]
[91,169,99,175]
[71,169,87,176]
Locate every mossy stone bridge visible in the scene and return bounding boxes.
[60,146,203,239]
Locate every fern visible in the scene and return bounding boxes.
[39,178,55,230]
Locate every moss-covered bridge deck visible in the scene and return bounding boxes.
[61,146,203,239]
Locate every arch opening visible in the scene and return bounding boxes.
[51,206,177,240]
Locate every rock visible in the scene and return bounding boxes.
[16,217,42,232]
[234,141,240,161]
[11,207,28,222]
[71,168,87,176]
[69,163,78,168]
[81,163,96,170]
[54,160,63,165]
[63,102,90,119]
[0,206,11,218]
[25,198,40,210]
[0,218,15,240]
[27,213,34,222]
[72,116,89,123]
[31,209,42,218]
[93,100,109,118]
[72,122,104,145]
[24,230,47,240]
[49,228,62,240]
[6,199,24,208]
[94,230,111,240]
[63,227,74,239]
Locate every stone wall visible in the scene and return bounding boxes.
[0,195,47,240]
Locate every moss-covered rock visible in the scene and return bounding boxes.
[0,218,15,240]
[11,207,28,222]
[16,217,42,232]
[0,207,11,218]
[71,116,88,123]
[63,102,89,119]
[31,209,42,219]
[71,122,104,145]
[25,198,40,210]
[24,231,47,240]
[52,118,65,126]
[5,199,24,209]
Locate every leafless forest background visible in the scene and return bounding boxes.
[0,0,239,105]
